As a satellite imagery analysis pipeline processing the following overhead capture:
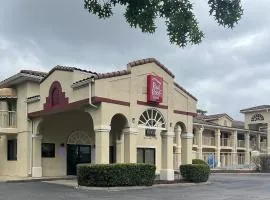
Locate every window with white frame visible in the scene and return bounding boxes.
[138,109,166,130]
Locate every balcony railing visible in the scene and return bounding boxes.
[221,138,231,147]
[237,140,245,148]
[203,136,215,146]
[261,142,267,151]
[193,137,198,145]
[0,111,17,128]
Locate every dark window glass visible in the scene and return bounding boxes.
[7,139,17,160]
[137,148,155,165]
[51,88,60,106]
[145,129,156,137]
[42,143,55,158]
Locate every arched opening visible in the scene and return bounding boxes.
[109,113,128,164]
[66,131,92,175]
[40,111,94,176]
[138,108,166,130]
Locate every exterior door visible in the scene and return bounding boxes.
[67,144,91,175]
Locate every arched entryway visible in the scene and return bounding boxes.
[38,111,94,177]
[66,131,92,175]
[109,113,129,163]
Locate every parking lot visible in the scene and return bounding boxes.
[0,174,269,200]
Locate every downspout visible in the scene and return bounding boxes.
[89,77,97,109]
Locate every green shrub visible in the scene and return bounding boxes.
[192,159,208,165]
[77,163,156,187]
[180,164,210,183]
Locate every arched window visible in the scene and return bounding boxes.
[67,131,91,145]
[251,113,264,122]
[138,108,166,130]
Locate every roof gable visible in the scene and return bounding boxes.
[127,58,175,78]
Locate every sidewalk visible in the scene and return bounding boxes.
[0,176,76,183]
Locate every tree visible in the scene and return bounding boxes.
[83,0,243,47]
[197,109,207,115]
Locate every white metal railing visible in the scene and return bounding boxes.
[0,111,17,128]
[221,138,231,147]
[203,136,215,146]
[249,142,257,150]
[237,140,245,148]
[238,153,245,165]
[261,142,267,151]
[193,137,198,145]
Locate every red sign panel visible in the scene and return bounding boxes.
[147,75,163,104]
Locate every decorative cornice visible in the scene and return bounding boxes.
[94,125,111,132]
[137,101,168,109]
[181,133,193,139]
[123,127,139,135]
[174,110,197,117]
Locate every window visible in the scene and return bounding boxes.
[51,88,60,106]
[42,143,55,158]
[138,109,166,130]
[145,129,156,137]
[251,113,264,122]
[7,139,17,160]
[137,148,155,165]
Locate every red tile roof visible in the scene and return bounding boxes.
[40,65,97,83]
[127,58,175,78]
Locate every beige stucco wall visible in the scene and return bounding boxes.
[0,82,39,177]
[217,116,233,127]
[0,61,197,178]
[41,111,94,177]
[244,111,270,128]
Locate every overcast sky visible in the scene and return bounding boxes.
[1,0,270,120]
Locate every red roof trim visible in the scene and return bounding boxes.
[92,96,130,107]
[137,101,168,109]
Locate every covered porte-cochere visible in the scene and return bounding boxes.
[30,105,193,180]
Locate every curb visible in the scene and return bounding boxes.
[4,176,76,183]
[45,181,211,192]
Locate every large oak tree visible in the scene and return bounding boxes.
[84,0,243,47]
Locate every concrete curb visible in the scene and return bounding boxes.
[4,176,76,183]
[43,180,211,192]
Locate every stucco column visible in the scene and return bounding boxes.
[232,130,238,166]
[267,129,270,154]
[116,133,124,163]
[175,126,182,169]
[215,129,221,167]
[32,135,43,178]
[124,127,138,163]
[94,125,110,164]
[197,127,203,160]
[160,131,174,181]
[257,134,261,151]
[181,132,193,165]
[245,132,250,164]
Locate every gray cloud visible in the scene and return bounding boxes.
[1,0,270,120]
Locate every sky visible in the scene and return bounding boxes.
[1,0,270,120]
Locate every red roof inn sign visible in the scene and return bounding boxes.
[147,75,163,104]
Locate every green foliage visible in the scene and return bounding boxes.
[180,164,211,183]
[192,159,208,165]
[84,0,243,47]
[77,163,156,187]
[252,154,270,172]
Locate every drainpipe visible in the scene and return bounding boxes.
[89,77,97,109]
